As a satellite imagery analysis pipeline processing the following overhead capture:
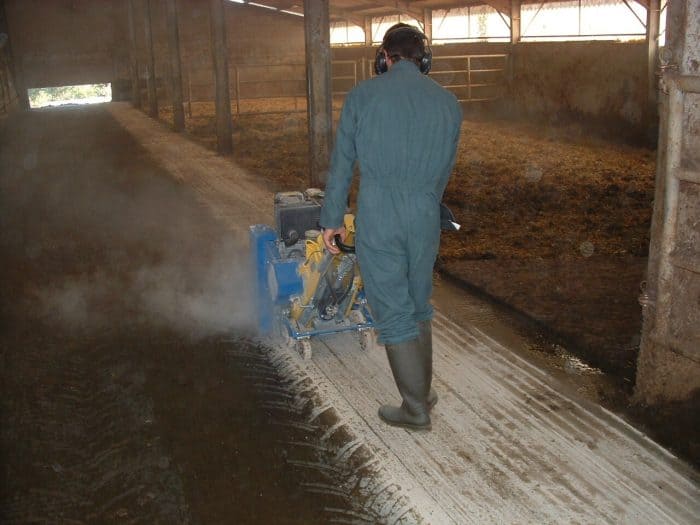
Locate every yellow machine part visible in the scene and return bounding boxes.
[290,214,361,323]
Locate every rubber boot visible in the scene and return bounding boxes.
[378,338,431,430]
[419,319,438,411]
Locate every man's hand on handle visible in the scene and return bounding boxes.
[322,226,347,255]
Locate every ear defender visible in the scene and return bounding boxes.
[419,47,432,74]
[374,48,388,75]
[373,26,432,76]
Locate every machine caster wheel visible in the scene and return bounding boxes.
[348,310,365,324]
[349,310,377,351]
[296,339,312,360]
[359,329,378,351]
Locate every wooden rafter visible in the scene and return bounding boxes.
[480,0,510,15]
[329,5,370,27]
[328,1,425,28]
[375,1,425,19]
[272,1,299,9]
[334,1,425,20]
[621,0,647,27]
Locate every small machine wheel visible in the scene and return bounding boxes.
[359,329,378,352]
[347,310,366,324]
[297,339,312,360]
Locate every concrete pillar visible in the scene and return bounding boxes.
[645,0,661,134]
[127,0,141,109]
[303,0,333,188]
[143,0,158,118]
[635,0,700,405]
[166,0,185,131]
[209,0,233,154]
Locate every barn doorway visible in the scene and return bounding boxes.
[28,83,111,108]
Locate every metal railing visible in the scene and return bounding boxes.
[232,63,305,115]
[361,53,509,103]
[182,53,508,116]
[429,54,508,102]
[185,60,360,116]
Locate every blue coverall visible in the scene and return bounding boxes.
[320,60,462,345]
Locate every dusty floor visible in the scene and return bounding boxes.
[0,107,381,523]
[116,103,700,523]
[442,117,655,381]
[2,104,698,523]
[162,101,655,382]
[156,101,700,467]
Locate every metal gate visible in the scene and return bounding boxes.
[361,53,509,103]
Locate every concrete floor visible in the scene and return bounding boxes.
[3,102,698,524]
[108,103,699,524]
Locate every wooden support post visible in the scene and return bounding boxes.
[0,0,28,109]
[166,0,185,131]
[12,59,28,111]
[363,15,373,80]
[187,62,192,117]
[510,0,521,43]
[144,0,158,118]
[364,15,373,46]
[127,0,141,109]
[507,0,521,111]
[303,0,333,188]
[209,0,233,154]
[645,0,661,133]
[422,8,432,42]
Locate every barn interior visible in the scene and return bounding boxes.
[1,0,698,523]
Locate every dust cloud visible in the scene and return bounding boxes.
[35,234,255,338]
[1,108,255,339]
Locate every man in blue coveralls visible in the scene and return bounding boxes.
[320,24,462,430]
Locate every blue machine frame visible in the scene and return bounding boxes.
[250,224,375,342]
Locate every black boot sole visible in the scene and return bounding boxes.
[378,409,432,431]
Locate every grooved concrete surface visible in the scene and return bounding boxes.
[108,102,700,523]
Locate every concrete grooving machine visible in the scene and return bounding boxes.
[250,189,378,359]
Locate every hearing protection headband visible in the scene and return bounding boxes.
[374,25,432,76]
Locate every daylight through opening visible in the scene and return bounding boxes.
[28,83,112,109]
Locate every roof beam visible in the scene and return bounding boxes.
[350,1,424,20]
[387,1,424,19]
[481,0,510,16]
[329,5,365,27]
